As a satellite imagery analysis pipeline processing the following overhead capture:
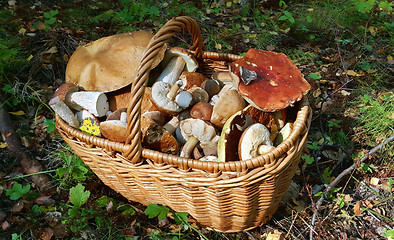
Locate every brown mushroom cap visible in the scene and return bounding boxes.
[100,120,127,142]
[230,49,311,112]
[190,102,213,121]
[180,72,208,90]
[53,83,79,101]
[66,31,166,92]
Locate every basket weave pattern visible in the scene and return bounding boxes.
[55,16,312,232]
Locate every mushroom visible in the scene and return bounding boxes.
[49,96,79,128]
[179,71,207,90]
[274,122,294,146]
[76,109,100,124]
[106,108,127,121]
[217,109,253,162]
[163,116,179,135]
[190,102,213,121]
[66,31,165,92]
[211,71,233,86]
[238,123,275,161]
[142,111,166,126]
[210,85,246,128]
[141,87,160,114]
[179,118,219,158]
[174,91,193,109]
[150,81,183,115]
[53,83,79,103]
[100,120,127,142]
[187,86,209,105]
[229,49,311,112]
[201,79,221,98]
[140,116,179,155]
[53,83,109,117]
[156,47,199,85]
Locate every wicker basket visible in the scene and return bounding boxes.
[55,16,312,233]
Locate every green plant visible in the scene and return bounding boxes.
[6,183,30,200]
[278,10,295,25]
[44,119,56,133]
[33,10,59,32]
[145,204,208,240]
[354,93,394,163]
[302,155,315,165]
[92,0,161,32]
[384,228,394,238]
[308,72,322,80]
[360,163,377,173]
[55,150,90,187]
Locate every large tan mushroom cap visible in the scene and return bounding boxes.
[230,49,311,112]
[66,31,165,92]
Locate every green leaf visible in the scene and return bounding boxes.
[306,15,313,22]
[69,183,90,208]
[68,206,78,218]
[50,10,59,16]
[173,212,188,225]
[44,119,56,133]
[6,184,30,200]
[56,167,68,178]
[44,18,56,25]
[302,155,315,165]
[278,15,288,21]
[308,72,322,80]
[119,205,136,216]
[144,204,169,220]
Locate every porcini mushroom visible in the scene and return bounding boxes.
[49,96,79,128]
[66,31,165,92]
[201,79,221,98]
[100,120,127,142]
[230,49,311,112]
[210,85,246,128]
[140,116,179,155]
[150,81,183,115]
[238,123,275,161]
[53,83,109,117]
[156,47,199,85]
[179,71,208,90]
[217,110,253,162]
[179,118,219,158]
[190,102,213,121]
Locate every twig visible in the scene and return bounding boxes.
[309,134,394,240]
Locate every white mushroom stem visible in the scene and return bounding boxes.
[175,91,192,109]
[66,91,109,117]
[156,56,186,85]
[120,112,127,124]
[180,136,199,158]
[163,116,179,135]
[258,145,275,155]
[49,96,79,128]
[167,80,183,100]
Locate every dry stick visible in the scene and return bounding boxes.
[0,101,54,193]
[309,134,394,240]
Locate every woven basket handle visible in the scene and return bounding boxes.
[124,16,205,163]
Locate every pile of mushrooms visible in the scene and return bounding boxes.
[52,33,311,162]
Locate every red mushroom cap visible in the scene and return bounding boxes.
[230,49,311,112]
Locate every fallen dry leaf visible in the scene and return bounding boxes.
[40,228,54,240]
[265,229,285,240]
[354,201,361,216]
[1,221,10,231]
[8,110,25,116]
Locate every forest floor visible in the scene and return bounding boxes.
[0,0,393,239]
